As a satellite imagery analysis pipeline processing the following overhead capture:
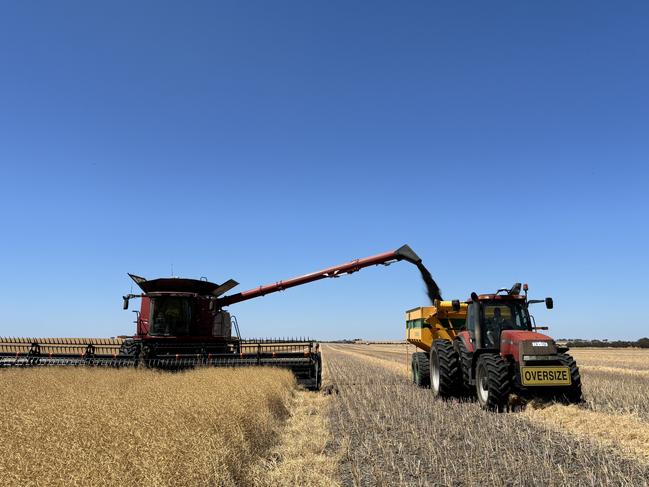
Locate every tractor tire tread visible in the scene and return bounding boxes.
[412,352,430,388]
[431,340,462,398]
[556,353,584,404]
[477,354,511,412]
[456,339,475,397]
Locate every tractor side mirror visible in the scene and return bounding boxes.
[545,297,553,309]
[452,300,461,312]
[123,296,129,310]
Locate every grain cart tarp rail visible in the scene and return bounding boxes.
[0,244,434,390]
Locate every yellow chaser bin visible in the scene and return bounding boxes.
[406,301,468,351]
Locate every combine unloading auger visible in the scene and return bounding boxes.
[0,244,437,389]
[217,244,435,306]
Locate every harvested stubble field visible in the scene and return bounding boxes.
[0,367,335,487]
[3,346,648,486]
[322,344,649,486]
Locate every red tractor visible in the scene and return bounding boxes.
[408,284,583,411]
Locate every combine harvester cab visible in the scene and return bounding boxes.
[407,283,583,411]
[1,244,430,391]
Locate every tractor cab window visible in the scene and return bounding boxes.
[482,301,531,346]
[483,302,530,331]
[466,303,477,342]
[150,297,193,336]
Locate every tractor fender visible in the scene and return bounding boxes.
[454,331,474,352]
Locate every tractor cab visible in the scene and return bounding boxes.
[465,283,553,352]
[483,300,531,345]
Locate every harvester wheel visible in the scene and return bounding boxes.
[411,352,430,388]
[555,353,584,404]
[475,354,511,412]
[430,340,462,398]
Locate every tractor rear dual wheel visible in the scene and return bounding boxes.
[455,339,475,398]
[475,354,511,412]
[430,340,463,398]
[411,352,430,387]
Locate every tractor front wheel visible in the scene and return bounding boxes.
[555,353,584,404]
[475,354,511,412]
[411,352,430,388]
[430,340,462,398]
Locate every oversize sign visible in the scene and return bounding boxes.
[520,366,571,386]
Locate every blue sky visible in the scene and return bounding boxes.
[0,1,647,340]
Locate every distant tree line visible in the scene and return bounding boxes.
[327,337,649,348]
[326,339,364,344]
[562,338,649,348]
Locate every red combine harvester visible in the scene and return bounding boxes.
[0,245,425,389]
